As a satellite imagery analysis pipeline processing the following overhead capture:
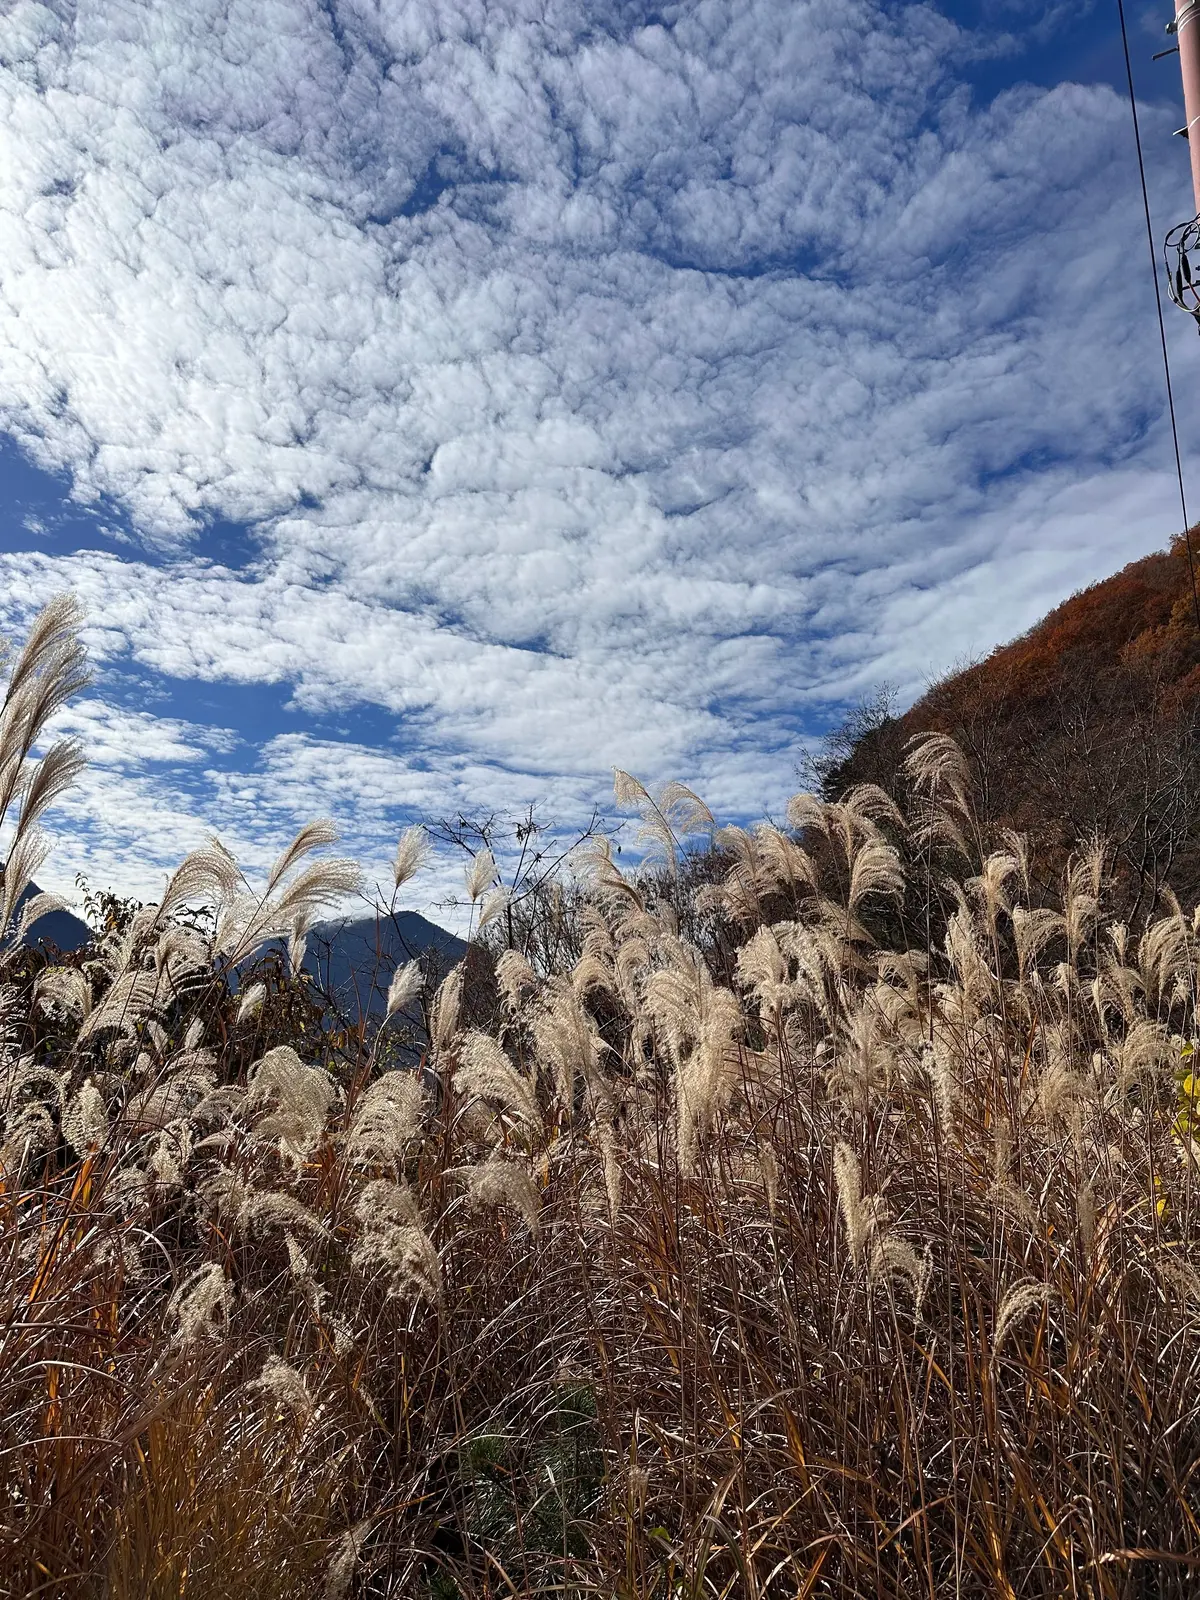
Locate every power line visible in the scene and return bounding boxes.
[1116,0,1200,637]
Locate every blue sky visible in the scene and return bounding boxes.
[1,0,1198,922]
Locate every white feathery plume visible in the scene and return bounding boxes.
[385,961,423,1019]
[0,828,50,941]
[324,1524,370,1600]
[236,982,267,1026]
[157,842,243,925]
[612,770,713,878]
[147,1121,193,1189]
[464,847,497,903]
[476,885,510,933]
[287,917,310,980]
[993,1281,1052,1362]
[457,1153,540,1234]
[153,925,210,980]
[392,825,431,889]
[832,1142,886,1267]
[265,819,340,896]
[454,1031,539,1130]
[345,1070,426,1167]
[496,948,537,1012]
[246,1046,339,1165]
[902,731,972,812]
[60,1078,108,1155]
[286,1231,328,1321]
[869,1236,932,1318]
[431,965,464,1054]
[531,977,605,1113]
[167,1262,232,1344]
[248,1356,314,1426]
[236,1190,331,1240]
[350,1179,440,1304]
[9,889,69,950]
[76,968,174,1043]
[34,966,91,1020]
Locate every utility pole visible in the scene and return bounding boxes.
[1165,0,1200,323]
[1175,0,1200,211]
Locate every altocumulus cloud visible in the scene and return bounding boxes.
[0,0,1196,913]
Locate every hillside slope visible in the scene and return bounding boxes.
[824,534,1200,918]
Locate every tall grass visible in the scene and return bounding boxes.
[2,600,1200,1598]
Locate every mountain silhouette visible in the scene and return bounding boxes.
[12,884,466,1025]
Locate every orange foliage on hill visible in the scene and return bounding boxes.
[825,534,1200,919]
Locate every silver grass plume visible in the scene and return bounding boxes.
[457,1152,541,1233]
[578,835,644,911]
[902,731,972,814]
[157,841,243,926]
[350,1179,440,1303]
[736,925,793,1018]
[9,888,70,950]
[531,977,606,1114]
[265,819,339,896]
[148,1121,193,1189]
[60,1078,108,1155]
[707,824,765,924]
[0,597,89,939]
[345,1070,426,1166]
[869,1236,932,1318]
[76,967,176,1043]
[644,943,742,1173]
[385,961,423,1019]
[235,1190,331,1241]
[1012,906,1064,981]
[246,1046,339,1166]
[496,948,537,1012]
[236,982,267,1026]
[0,829,50,946]
[431,964,464,1054]
[827,997,892,1110]
[393,824,431,889]
[612,769,713,878]
[992,1280,1052,1363]
[476,885,510,933]
[127,1060,218,1130]
[753,822,819,900]
[35,966,91,1020]
[324,1523,370,1600]
[1138,907,1194,1006]
[167,1262,232,1344]
[286,1231,328,1321]
[966,849,1023,940]
[464,847,497,903]
[455,1031,540,1130]
[832,1142,886,1268]
[248,1356,314,1426]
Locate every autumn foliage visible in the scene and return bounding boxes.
[824,534,1200,921]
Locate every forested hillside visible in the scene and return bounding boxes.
[820,533,1200,920]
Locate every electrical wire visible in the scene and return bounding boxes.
[1116,0,1200,636]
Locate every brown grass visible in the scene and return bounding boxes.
[2,599,1200,1598]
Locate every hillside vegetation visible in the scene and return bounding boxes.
[2,598,1200,1598]
[820,535,1200,924]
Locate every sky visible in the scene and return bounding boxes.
[0,0,1198,924]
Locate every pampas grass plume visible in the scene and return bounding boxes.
[392,824,430,889]
[385,961,422,1019]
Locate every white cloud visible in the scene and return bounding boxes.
[0,0,1196,906]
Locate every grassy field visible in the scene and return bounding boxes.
[2,600,1199,1598]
